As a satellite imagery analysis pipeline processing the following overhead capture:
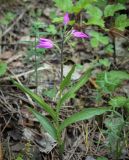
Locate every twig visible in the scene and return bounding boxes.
[0,66,51,81]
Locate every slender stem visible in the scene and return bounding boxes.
[34,35,38,93]
[60,27,65,82]
[55,26,66,160]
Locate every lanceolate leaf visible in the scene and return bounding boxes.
[59,107,110,131]
[29,108,57,140]
[13,81,56,120]
[60,65,76,92]
[57,67,92,109]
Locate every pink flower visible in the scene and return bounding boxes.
[64,12,70,25]
[36,38,53,49]
[71,30,89,38]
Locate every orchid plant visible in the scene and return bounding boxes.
[13,13,110,159]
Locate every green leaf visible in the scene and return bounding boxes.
[29,108,57,140]
[99,36,109,45]
[0,62,7,77]
[90,38,99,48]
[86,5,104,27]
[43,87,57,99]
[15,154,23,160]
[52,17,63,23]
[97,157,108,160]
[87,5,103,19]
[115,14,129,31]
[104,3,126,17]
[53,0,73,12]
[13,81,56,120]
[59,107,110,131]
[46,25,57,35]
[99,58,111,68]
[90,31,109,47]
[73,0,96,13]
[96,71,129,93]
[0,12,16,25]
[87,18,105,28]
[109,96,128,108]
[104,44,114,54]
[57,67,92,109]
[60,65,76,92]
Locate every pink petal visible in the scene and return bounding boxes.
[36,38,53,49]
[71,30,89,38]
[64,12,70,25]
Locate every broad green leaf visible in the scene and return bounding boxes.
[115,14,129,31]
[86,5,104,27]
[90,31,109,47]
[90,31,99,38]
[0,62,7,77]
[104,3,126,17]
[29,108,57,140]
[59,107,110,131]
[90,38,99,48]
[73,0,96,13]
[13,81,56,120]
[57,67,92,109]
[60,65,76,92]
[96,71,129,93]
[87,18,104,28]
[86,5,103,19]
[109,96,128,108]
[99,36,109,45]
[94,0,107,8]
[53,0,73,12]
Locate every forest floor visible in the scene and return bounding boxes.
[0,0,129,160]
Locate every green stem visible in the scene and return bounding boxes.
[34,35,38,93]
[60,26,66,83]
[56,130,64,160]
[55,26,66,159]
